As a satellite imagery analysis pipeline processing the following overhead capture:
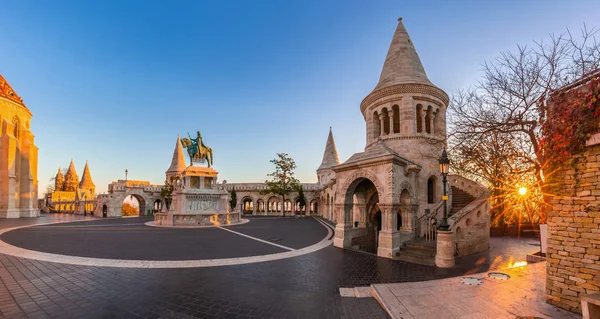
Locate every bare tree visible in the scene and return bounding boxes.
[448,25,600,225]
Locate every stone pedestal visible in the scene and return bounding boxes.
[377,230,400,258]
[155,166,241,226]
[435,230,455,268]
[334,224,352,248]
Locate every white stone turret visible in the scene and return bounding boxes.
[317,127,340,186]
[360,18,448,170]
[165,134,186,182]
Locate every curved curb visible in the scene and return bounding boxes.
[0,217,332,269]
[144,218,250,228]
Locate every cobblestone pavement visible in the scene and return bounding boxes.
[0,215,550,318]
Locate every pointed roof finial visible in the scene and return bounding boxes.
[167,134,187,174]
[373,18,433,91]
[79,160,95,188]
[318,127,340,170]
[65,159,78,178]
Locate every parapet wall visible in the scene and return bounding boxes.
[546,135,600,313]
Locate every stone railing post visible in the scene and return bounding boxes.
[435,230,455,268]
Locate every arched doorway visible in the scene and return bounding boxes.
[122,194,145,217]
[153,199,162,214]
[256,199,265,213]
[242,197,253,215]
[102,204,107,218]
[343,177,381,253]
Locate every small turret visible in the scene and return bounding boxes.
[63,159,79,192]
[317,127,340,185]
[166,134,186,182]
[79,161,95,195]
[54,167,65,191]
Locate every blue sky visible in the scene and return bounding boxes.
[1,0,598,195]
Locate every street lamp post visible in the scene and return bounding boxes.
[125,169,128,181]
[438,148,450,231]
[83,194,87,216]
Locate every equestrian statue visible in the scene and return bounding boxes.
[181,130,214,168]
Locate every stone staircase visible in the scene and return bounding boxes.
[395,239,436,266]
[395,187,476,266]
[449,185,475,217]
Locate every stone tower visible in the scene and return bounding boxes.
[0,74,39,218]
[79,161,95,196]
[55,167,65,191]
[317,127,340,186]
[165,134,187,182]
[63,160,79,192]
[361,18,448,168]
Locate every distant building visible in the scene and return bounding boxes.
[0,74,39,218]
[46,160,96,214]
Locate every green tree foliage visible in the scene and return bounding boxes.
[229,187,237,211]
[297,185,306,214]
[263,153,299,217]
[160,178,175,210]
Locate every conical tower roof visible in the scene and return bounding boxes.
[318,127,340,170]
[167,134,187,173]
[65,159,78,180]
[79,161,95,188]
[55,167,64,179]
[373,18,433,91]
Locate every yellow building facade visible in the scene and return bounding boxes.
[0,74,39,218]
[46,160,96,214]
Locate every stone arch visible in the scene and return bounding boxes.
[373,111,381,138]
[341,169,386,204]
[256,198,265,213]
[241,196,254,214]
[398,180,416,204]
[427,176,437,204]
[416,104,423,133]
[425,105,432,133]
[382,107,390,135]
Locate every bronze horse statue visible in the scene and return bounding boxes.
[181,131,214,168]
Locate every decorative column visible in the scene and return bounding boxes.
[430,113,436,135]
[389,109,395,135]
[333,203,354,248]
[421,113,427,134]
[377,204,401,258]
[356,203,367,227]
[435,230,455,267]
[379,113,385,136]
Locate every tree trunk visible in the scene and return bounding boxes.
[282,194,285,217]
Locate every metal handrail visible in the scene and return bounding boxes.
[415,202,444,241]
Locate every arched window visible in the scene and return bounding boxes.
[382,108,390,135]
[12,116,20,139]
[427,177,436,203]
[373,111,381,138]
[392,105,400,133]
[416,104,423,133]
[425,106,432,134]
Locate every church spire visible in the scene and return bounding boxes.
[79,161,95,189]
[373,18,433,91]
[166,134,186,174]
[318,127,340,170]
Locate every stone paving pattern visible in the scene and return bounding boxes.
[0,214,578,318]
[372,261,580,319]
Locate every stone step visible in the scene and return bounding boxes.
[395,252,436,266]
[399,246,436,258]
[404,241,436,251]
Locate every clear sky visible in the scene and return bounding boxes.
[1,0,598,195]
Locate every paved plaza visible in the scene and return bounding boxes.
[0,215,581,318]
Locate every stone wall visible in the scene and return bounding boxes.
[546,138,600,313]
